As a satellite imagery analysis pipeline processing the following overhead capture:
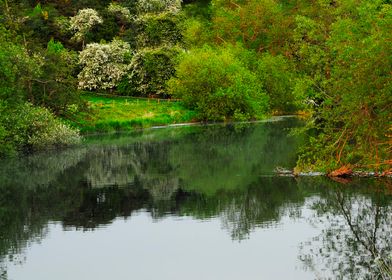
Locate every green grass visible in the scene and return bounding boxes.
[68,94,198,134]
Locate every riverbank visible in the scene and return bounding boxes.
[275,167,392,179]
[64,95,390,176]
[66,94,198,133]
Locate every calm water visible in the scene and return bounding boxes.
[0,117,391,280]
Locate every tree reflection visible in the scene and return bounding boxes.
[299,179,392,279]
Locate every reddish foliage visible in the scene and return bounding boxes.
[381,169,392,177]
[329,165,353,177]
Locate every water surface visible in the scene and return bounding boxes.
[0,118,391,279]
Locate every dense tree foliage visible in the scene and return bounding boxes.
[0,26,80,155]
[119,46,180,97]
[179,0,391,171]
[168,45,269,120]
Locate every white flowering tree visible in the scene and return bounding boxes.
[78,39,131,90]
[69,8,103,47]
[137,0,182,14]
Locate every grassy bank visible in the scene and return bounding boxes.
[67,94,197,134]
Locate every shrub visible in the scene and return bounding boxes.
[26,106,81,150]
[135,12,182,48]
[0,102,81,155]
[167,45,269,121]
[0,29,82,117]
[118,47,180,97]
[181,18,212,48]
[0,118,13,156]
[256,53,298,113]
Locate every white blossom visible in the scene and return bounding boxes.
[137,0,182,14]
[78,39,131,90]
[69,8,103,42]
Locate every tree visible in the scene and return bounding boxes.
[120,0,184,96]
[136,0,182,14]
[168,45,269,121]
[119,46,180,97]
[78,39,132,91]
[297,1,392,172]
[69,8,103,47]
[108,3,132,23]
[0,26,42,105]
[257,53,297,113]
[211,0,290,54]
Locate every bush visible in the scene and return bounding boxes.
[135,12,182,48]
[118,47,180,97]
[0,122,13,156]
[167,45,269,121]
[256,53,298,113]
[181,18,212,48]
[0,102,81,156]
[107,3,132,23]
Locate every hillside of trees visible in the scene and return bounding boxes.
[0,0,391,172]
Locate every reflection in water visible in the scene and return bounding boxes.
[0,118,391,279]
[299,179,392,279]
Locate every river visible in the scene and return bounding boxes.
[0,117,391,279]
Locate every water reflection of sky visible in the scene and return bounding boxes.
[6,210,319,280]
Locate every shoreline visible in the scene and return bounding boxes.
[275,168,392,179]
[77,115,303,136]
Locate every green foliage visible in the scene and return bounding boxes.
[181,17,212,47]
[0,29,81,114]
[297,1,392,172]
[107,3,132,24]
[256,53,298,113]
[0,28,82,155]
[119,47,180,97]
[70,94,196,133]
[168,45,269,121]
[88,10,122,45]
[0,28,40,104]
[32,40,81,115]
[0,102,80,156]
[47,38,64,54]
[135,12,182,48]
[211,0,290,53]
[29,3,43,17]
